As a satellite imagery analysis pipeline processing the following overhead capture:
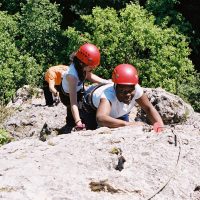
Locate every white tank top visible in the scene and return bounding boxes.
[90,83,143,118]
[62,63,83,93]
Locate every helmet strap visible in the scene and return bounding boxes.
[114,84,117,92]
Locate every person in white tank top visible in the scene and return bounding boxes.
[59,43,111,131]
[81,64,164,130]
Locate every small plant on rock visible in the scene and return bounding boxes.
[0,104,14,125]
[0,129,12,146]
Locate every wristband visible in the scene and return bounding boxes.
[75,119,81,124]
[53,91,58,97]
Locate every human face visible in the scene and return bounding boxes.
[83,65,93,72]
[79,61,93,72]
[115,84,135,104]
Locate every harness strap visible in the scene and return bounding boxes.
[60,84,69,96]
[60,81,85,97]
[84,83,107,111]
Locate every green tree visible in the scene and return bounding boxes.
[63,4,199,110]
[18,0,63,67]
[178,73,200,112]
[68,0,131,15]
[145,0,191,33]
[0,11,41,104]
[145,0,200,73]
[0,0,26,14]
[0,31,41,103]
[0,11,19,40]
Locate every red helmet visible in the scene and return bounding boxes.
[112,64,139,85]
[76,43,100,68]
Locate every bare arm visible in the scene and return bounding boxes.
[67,75,81,124]
[49,80,58,96]
[136,94,164,126]
[86,72,110,83]
[96,98,143,128]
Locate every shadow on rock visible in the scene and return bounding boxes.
[39,123,51,141]
[56,124,73,135]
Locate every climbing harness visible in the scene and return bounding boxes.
[83,83,106,111]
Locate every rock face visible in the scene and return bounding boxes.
[4,85,195,140]
[137,88,194,124]
[5,98,66,140]
[1,124,200,200]
[4,85,66,140]
[1,85,200,200]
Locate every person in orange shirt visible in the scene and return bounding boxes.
[43,65,68,106]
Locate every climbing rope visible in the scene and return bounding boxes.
[146,128,182,200]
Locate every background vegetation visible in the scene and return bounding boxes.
[0,128,12,146]
[0,0,199,111]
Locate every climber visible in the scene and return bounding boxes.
[81,64,164,130]
[59,43,111,131]
[43,65,68,106]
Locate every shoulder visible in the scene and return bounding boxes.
[134,84,144,99]
[104,84,115,94]
[45,66,56,80]
[66,74,78,83]
[99,97,112,108]
[68,63,79,76]
[48,65,61,71]
[68,63,76,71]
[46,66,55,73]
[101,84,115,100]
[65,64,77,78]
[57,65,68,71]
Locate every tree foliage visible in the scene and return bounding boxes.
[145,0,200,72]
[0,0,26,14]
[145,0,190,32]
[0,11,41,103]
[0,1,199,111]
[178,73,200,112]
[17,0,63,67]
[64,4,195,94]
[68,0,131,15]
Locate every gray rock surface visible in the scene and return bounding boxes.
[1,85,200,200]
[1,124,200,200]
[137,88,194,124]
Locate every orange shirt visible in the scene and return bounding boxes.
[45,65,68,85]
